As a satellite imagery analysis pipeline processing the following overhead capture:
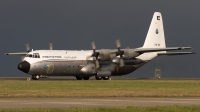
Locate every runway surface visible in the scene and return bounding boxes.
[0,97,200,108]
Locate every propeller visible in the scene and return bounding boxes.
[49,43,53,50]
[115,39,125,67]
[91,42,100,68]
[25,43,31,52]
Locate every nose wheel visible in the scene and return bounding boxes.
[32,75,40,80]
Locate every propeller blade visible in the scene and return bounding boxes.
[25,43,30,52]
[91,42,96,50]
[91,41,100,68]
[116,39,121,49]
[119,58,125,67]
[49,43,53,50]
[95,60,100,68]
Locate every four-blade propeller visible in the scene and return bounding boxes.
[115,39,125,67]
[91,42,100,68]
[90,40,125,68]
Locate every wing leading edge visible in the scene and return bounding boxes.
[5,52,27,56]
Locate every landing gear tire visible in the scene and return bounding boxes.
[103,76,110,80]
[32,75,40,80]
[95,75,102,80]
[83,77,90,80]
[76,76,83,80]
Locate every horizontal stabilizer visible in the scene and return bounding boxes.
[5,52,27,56]
[135,47,192,53]
[157,52,195,56]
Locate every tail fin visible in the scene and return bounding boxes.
[143,12,166,48]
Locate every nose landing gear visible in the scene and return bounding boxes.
[32,75,40,80]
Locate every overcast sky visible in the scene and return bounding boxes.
[0,0,199,78]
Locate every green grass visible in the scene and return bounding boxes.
[0,105,200,112]
[0,80,200,97]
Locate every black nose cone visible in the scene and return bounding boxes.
[18,61,30,73]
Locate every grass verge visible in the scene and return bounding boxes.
[0,80,200,97]
[0,105,200,112]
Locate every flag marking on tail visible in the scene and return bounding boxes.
[157,16,160,20]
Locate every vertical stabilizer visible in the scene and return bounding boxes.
[143,12,166,48]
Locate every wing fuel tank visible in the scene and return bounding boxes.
[112,58,144,65]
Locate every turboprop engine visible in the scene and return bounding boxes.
[98,49,112,61]
[123,49,140,59]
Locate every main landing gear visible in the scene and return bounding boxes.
[75,76,110,80]
[32,75,40,80]
[95,76,110,80]
[76,76,90,80]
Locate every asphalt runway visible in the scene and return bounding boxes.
[0,97,200,108]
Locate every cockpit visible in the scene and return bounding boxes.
[25,53,40,58]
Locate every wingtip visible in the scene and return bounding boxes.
[191,52,196,54]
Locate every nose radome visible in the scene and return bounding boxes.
[18,61,30,73]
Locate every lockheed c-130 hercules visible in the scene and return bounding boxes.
[5,12,194,80]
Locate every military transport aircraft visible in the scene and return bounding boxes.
[5,12,194,80]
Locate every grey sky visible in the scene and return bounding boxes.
[0,0,199,78]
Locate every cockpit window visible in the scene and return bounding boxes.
[25,53,40,58]
[33,53,40,58]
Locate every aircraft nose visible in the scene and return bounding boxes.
[18,61,30,73]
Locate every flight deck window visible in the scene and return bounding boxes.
[32,53,40,58]
[35,54,38,58]
[29,54,32,57]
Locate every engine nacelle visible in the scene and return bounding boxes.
[80,63,96,75]
[123,49,140,59]
[97,71,111,77]
[98,49,111,60]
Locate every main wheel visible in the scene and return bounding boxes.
[103,76,110,80]
[83,77,90,80]
[95,75,102,80]
[76,76,83,80]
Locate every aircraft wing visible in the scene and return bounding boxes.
[5,52,27,56]
[157,52,195,56]
[134,47,192,53]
